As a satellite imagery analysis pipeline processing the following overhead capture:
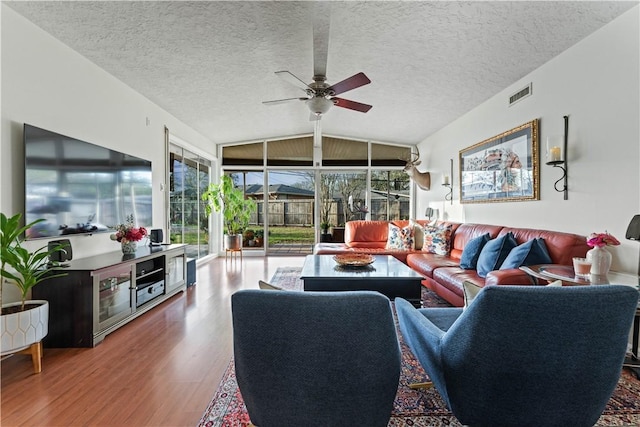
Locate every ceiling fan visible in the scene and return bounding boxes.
[263,70,373,119]
[262,9,372,146]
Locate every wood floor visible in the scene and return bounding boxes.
[1,255,306,426]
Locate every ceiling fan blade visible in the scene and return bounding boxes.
[312,8,331,79]
[327,72,371,96]
[332,97,373,113]
[263,97,308,106]
[275,71,312,93]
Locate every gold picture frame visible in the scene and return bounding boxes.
[459,119,539,204]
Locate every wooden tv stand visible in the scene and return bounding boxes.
[33,244,186,348]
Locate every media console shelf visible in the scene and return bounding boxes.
[33,244,187,348]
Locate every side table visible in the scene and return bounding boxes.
[520,264,640,379]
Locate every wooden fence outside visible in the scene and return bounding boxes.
[249,198,410,226]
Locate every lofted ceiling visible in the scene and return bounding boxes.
[4,1,637,147]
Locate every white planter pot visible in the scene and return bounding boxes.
[1,300,49,356]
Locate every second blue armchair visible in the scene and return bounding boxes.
[396,284,638,427]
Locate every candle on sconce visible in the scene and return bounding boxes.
[443,175,450,185]
[549,146,561,162]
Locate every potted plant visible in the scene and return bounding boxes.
[320,222,333,243]
[110,213,148,254]
[0,213,67,372]
[254,229,264,247]
[202,175,257,251]
[244,229,256,247]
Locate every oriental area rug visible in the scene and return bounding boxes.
[197,267,640,427]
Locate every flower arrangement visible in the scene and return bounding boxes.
[110,214,148,243]
[586,232,620,248]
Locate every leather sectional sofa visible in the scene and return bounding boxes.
[314,220,590,307]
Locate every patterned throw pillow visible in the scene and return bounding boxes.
[422,224,452,255]
[386,223,414,250]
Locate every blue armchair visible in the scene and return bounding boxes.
[396,284,639,427]
[231,290,401,427]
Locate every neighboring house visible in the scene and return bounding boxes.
[245,184,315,200]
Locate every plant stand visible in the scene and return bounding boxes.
[16,341,43,373]
[225,248,242,262]
[1,300,49,373]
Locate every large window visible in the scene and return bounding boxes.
[219,137,414,253]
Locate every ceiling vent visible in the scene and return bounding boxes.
[509,83,532,106]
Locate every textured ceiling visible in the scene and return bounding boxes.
[5,1,637,146]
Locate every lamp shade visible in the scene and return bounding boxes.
[625,214,640,240]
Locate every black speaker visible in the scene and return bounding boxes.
[48,239,72,262]
[187,258,196,287]
[150,229,163,244]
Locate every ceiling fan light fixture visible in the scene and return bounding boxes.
[306,96,333,115]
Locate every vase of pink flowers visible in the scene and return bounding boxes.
[585,232,620,275]
[110,214,148,254]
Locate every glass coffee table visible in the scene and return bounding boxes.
[300,255,423,307]
[519,264,638,287]
[520,264,640,379]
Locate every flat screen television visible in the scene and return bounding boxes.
[24,124,152,240]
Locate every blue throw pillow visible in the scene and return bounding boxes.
[476,233,518,278]
[460,233,491,270]
[500,238,552,269]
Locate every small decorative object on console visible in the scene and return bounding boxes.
[110,214,148,254]
[333,253,375,267]
[585,232,620,275]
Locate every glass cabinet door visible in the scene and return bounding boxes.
[94,264,134,332]
[165,251,185,294]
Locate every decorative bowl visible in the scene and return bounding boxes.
[333,253,375,267]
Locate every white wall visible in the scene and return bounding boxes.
[1,5,216,302]
[417,6,640,274]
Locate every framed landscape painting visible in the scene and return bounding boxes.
[459,119,539,204]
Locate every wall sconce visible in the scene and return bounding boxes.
[546,115,569,200]
[442,158,453,204]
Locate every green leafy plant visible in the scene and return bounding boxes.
[1,213,67,311]
[202,175,257,236]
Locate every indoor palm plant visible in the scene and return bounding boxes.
[1,213,67,368]
[202,175,257,250]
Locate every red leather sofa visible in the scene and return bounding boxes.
[314,220,590,307]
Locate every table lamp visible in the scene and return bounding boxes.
[625,214,640,280]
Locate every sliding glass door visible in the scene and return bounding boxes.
[168,145,211,259]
